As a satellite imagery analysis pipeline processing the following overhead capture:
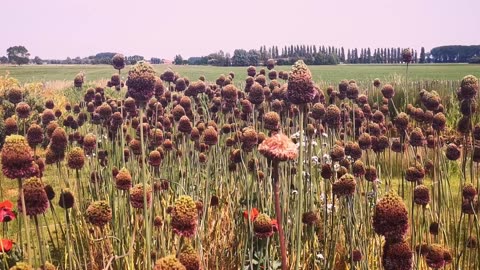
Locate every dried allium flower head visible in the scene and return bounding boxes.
[50,127,68,155]
[1,135,36,179]
[248,82,265,105]
[358,133,372,150]
[462,183,477,201]
[44,184,55,201]
[459,75,478,99]
[405,165,425,182]
[148,150,163,167]
[15,102,31,119]
[466,235,477,249]
[401,48,413,63]
[115,167,132,190]
[202,127,218,146]
[74,73,84,88]
[170,195,198,238]
[445,143,461,161]
[111,54,126,71]
[130,184,152,209]
[413,185,430,206]
[5,117,18,135]
[330,144,345,162]
[311,103,326,120]
[373,192,409,240]
[332,173,356,197]
[26,124,44,148]
[432,112,446,131]
[286,60,315,104]
[263,111,280,132]
[352,160,365,177]
[301,211,319,225]
[266,58,275,70]
[66,147,85,170]
[352,249,362,262]
[40,261,56,270]
[241,128,258,152]
[382,240,412,270]
[409,127,425,147]
[221,84,238,105]
[325,104,341,129]
[154,255,186,270]
[373,78,381,88]
[18,177,49,216]
[126,61,157,104]
[253,213,276,238]
[381,84,395,99]
[258,133,297,162]
[429,222,439,235]
[178,244,200,270]
[346,82,359,100]
[7,87,23,104]
[86,200,112,227]
[425,244,452,269]
[8,262,33,270]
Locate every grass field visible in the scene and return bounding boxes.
[1,63,479,84]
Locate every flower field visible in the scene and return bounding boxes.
[0,54,479,269]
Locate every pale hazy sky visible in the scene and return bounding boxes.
[1,0,479,60]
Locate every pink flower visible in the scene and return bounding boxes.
[258,133,298,162]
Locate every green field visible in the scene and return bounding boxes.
[1,63,478,85]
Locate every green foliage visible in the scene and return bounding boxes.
[6,46,30,65]
[431,45,480,63]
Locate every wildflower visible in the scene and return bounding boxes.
[178,244,201,270]
[0,200,15,222]
[126,61,157,104]
[332,173,356,197]
[286,60,316,104]
[373,192,409,240]
[1,135,36,179]
[0,239,13,253]
[243,208,259,221]
[170,195,198,238]
[18,177,49,216]
[86,201,112,227]
[425,244,452,269]
[67,147,85,170]
[413,185,430,206]
[382,240,412,270]
[112,54,125,71]
[253,213,277,238]
[154,255,186,270]
[129,184,152,209]
[258,133,298,162]
[58,189,75,209]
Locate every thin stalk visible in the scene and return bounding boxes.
[18,178,31,264]
[272,160,287,270]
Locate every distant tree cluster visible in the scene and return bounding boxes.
[430,45,480,63]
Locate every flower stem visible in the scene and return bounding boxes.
[33,215,45,266]
[18,178,31,264]
[272,160,287,270]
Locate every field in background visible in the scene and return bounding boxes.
[1,64,479,85]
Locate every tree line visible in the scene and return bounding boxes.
[1,45,479,66]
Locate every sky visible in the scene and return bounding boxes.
[1,0,479,60]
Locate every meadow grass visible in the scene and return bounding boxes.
[1,64,479,85]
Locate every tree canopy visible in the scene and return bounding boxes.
[6,46,30,65]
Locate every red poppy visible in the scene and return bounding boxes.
[0,200,15,223]
[243,208,259,221]
[271,218,278,232]
[0,239,13,253]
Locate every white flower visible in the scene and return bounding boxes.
[316,253,325,260]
